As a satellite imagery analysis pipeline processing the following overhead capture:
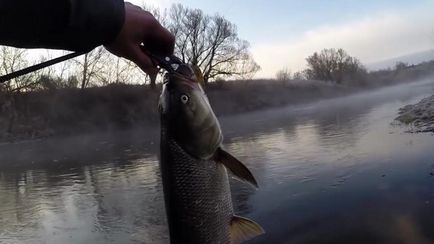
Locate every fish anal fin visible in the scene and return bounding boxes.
[214,147,258,188]
[230,215,264,243]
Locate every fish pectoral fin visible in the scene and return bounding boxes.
[214,147,258,188]
[230,215,264,243]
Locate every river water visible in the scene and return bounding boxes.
[1,80,434,244]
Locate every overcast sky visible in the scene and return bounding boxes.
[129,0,434,78]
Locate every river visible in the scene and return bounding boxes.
[1,79,434,243]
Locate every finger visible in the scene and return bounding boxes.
[125,2,142,10]
[131,45,159,77]
[156,27,175,55]
[153,28,175,56]
[142,17,175,57]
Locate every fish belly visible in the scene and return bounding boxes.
[160,137,234,244]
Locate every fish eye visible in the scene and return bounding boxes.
[180,94,189,104]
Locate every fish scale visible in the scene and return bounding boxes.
[160,135,234,244]
[158,60,263,243]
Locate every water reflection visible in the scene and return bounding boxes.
[0,156,168,244]
[1,80,434,243]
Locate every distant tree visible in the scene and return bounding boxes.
[276,68,291,80]
[0,46,42,92]
[293,71,307,80]
[0,46,45,133]
[98,57,143,85]
[38,50,70,80]
[35,50,77,90]
[36,75,64,91]
[168,4,260,83]
[305,48,366,84]
[65,76,80,88]
[394,61,408,71]
[112,58,136,84]
[72,47,107,89]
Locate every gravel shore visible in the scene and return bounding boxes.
[396,94,434,133]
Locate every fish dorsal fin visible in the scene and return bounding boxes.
[230,215,264,243]
[214,147,258,188]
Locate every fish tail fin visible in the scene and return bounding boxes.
[214,147,258,188]
[230,215,264,243]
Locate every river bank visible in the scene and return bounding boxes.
[0,79,352,143]
[1,65,434,143]
[395,94,434,133]
[1,78,434,171]
[3,78,434,243]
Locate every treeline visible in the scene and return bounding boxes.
[0,80,351,142]
[1,55,434,142]
[0,3,259,95]
[276,48,434,87]
[1,3,434,142]
[0,46,145,91]
[279,48,367,85]
[368,60,434,86]
[1,4,431,94]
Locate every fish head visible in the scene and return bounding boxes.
[160,64,223,159]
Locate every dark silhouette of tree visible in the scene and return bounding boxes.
[0,47,42,92]
[168,4,260,83]
[72,47,107,89]
[0,47,45,133]
[305,48,367,84]
[394,62,408,71]
[276,68,291,80]
[99,57,141,85]
[293,71,307,80]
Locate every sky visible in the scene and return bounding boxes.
[133,1,434,78]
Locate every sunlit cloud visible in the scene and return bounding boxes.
[252,8,434,78]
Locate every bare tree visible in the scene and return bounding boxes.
[305,48,366,84]
[394,61,408,71]
[0,46,45,133]
[103,57,127,84]
[99,56,145,85]
[276,68,291,80]
[34,50,77,90]
[42,49,146,88]
[38,50,68,79]
[71,47,107,89]
[293,71,307,80]
[0,46,42,92]
[112,58,135,83]
[168,4,260,83]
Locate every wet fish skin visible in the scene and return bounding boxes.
[160,136,234,243]
[159,71,222,160]
[159,63,263,244]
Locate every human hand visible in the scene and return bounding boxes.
[105,2,175,81]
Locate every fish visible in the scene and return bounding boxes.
[158,60,264,244]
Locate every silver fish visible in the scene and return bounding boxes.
[159,63,264,244]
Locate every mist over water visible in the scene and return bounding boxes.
[1,79,434,243]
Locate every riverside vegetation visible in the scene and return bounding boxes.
[1,4,434,142]
[1,59,434,142]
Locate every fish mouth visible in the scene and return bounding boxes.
[169,73,201,90]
